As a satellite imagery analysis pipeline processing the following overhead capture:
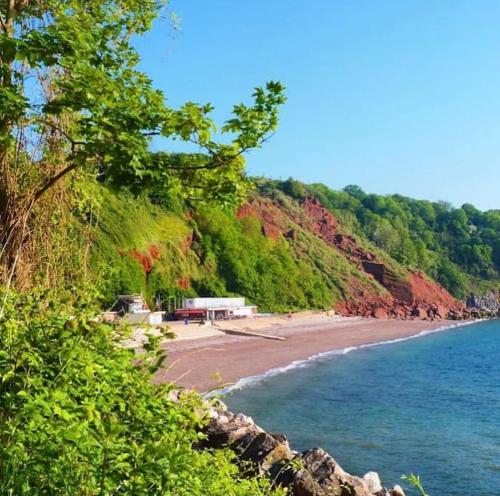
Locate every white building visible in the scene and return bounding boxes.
[176,297,257,321]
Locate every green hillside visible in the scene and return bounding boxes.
[91,178,499,313]
[301,181,500,298]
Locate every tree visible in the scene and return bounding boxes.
[343,184,365,200]
[362,194,386,214]
[280,177,306,200]
[0,0,285,286]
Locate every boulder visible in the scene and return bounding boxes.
[201,401,403,496]
[201,405,293,473]
[291,448,371,496]
[373,308,389,319]
[363,471,383,493]
[389,485,406,496]
[411,306,427,320]
[201,410,258,448]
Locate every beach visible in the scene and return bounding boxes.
[155,314,456,392]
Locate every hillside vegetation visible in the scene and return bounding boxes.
[1,1,496,492]
[91,177,499,316]
[301,181,500,298]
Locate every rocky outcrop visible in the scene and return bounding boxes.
[466,292,500,317]
[202,401,406,496]
[298,198,466,320]
[237,195,467,321]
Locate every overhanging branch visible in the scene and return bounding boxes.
[31,161,79,205]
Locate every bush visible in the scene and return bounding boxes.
[0,289,283,495]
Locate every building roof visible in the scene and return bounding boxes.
[109,294,149,313]
[115,294,146,303]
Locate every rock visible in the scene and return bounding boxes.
[466,292,500,314]
[201,410,258,448]
[201,401,403,496]
[389,484,406,496]
[411,306,427,320]
[238,430,291,468]
[435,304,448,319]
[363,471,383,493]
[201,405,293,473]
[373,308,388,319]
[292,448,371,496]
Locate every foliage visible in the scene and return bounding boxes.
[401,474,429,496]
[0,0,285,286]
[90,185,367,313]
[83,184,205,310]
[0,289,284,495]
[279,177,306,201]
[90,181,409,313]
[300,182,500,298]
[89,175,497,315]
[191,206,333,312]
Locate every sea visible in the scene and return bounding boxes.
[224,319,500,496]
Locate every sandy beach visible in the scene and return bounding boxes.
[155,314,458,392]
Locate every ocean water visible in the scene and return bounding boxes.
[224,320,500,496]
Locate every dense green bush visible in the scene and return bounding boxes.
[0,290,283,495]
[192,207,333,312]
[90,186,196,308]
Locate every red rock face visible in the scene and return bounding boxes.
[236,204,254,219]
[301,197,338,236]
[236,200,286,241]
[335,269,465,321]
[128,244,162,275]
[237,195,465,320]
[298,197,465,320]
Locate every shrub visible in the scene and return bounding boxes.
[0,289,283,495]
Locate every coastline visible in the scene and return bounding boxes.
[156,315,473,392]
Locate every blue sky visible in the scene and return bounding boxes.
[134,0,500,211]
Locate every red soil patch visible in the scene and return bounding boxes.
[176,277,190,290]
[236,200,287,241]
[149,244,161,260]
[129,244,162,274]
[129,248,154,274]
[238,196,466,320]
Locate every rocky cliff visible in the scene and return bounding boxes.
[466,291,500,317]
[236,195,466,321]
[201,400,406,496]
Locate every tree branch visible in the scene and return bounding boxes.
[31,161,79,206]
[41,120,87,146]
[6,0,15,34]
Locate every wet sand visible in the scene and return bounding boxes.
[155,317,457,392]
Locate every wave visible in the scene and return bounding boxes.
[205,319,485,398]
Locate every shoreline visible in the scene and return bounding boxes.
[156,316,474,392]
[211,318,479,396]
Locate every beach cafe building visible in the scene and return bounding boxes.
[175,297,257,321]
